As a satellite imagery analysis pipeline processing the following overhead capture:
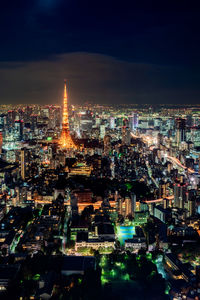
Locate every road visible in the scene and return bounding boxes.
[131,132,195,174]
[166,155,195,174]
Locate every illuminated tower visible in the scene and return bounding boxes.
[60,80,76,149]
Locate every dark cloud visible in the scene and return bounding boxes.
[0,0,200,104]
[0,52,199,105]
[0,0,200,66]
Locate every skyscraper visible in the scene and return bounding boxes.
[122,118,131,145]
[128,113,139,131]
[110,117,115,129]
[59,81,76,149]
[21,148,26,180]
[175,118,186,145]
[104,135,112,156]
[133,113,139,130]
[173,182,187,209]
[14,120,24,141]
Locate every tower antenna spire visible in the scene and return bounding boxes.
[59,80,76,149]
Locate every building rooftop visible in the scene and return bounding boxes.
[62,256,95,272]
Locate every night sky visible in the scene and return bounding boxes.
[0,0,200,105]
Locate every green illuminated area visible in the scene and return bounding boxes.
[116,225,135,245]
[18,251,167,299]
[70,232,77,241]
[125,182,133,191]
[32,274,40,281]
[100,255,130,285]
[99,252,167,299]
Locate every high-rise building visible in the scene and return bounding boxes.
[110,117,115,129]
[122,119,131,145]
[163,198,169,209]
[175,118,186,145]
[100,125,106,139]
[159,181,167,198]
[79,111,93,134]
[190,127,200,147]
[125,197,132,216]
[129,113,138,131]
[133,113,139,130]
[104,135,112,156]
[173,182,187,209]
[154,118,162,128]
[21,148,27,180]
[59,81,76,149]
[14,120,24,141]
[30,115,38,132]
[118,198,123,215]
[125,194,136,217]
[7,110,16,126]
[184,189,196,217]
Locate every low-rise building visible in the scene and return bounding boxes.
[61,256,96,276]
[125,237,146,251]
[165,253,195,282]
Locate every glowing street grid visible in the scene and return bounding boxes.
[117,225,135,245]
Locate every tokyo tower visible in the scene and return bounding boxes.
[59,80,76,149]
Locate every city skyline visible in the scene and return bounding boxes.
[0,94,200,298]
[1,2,200,299]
